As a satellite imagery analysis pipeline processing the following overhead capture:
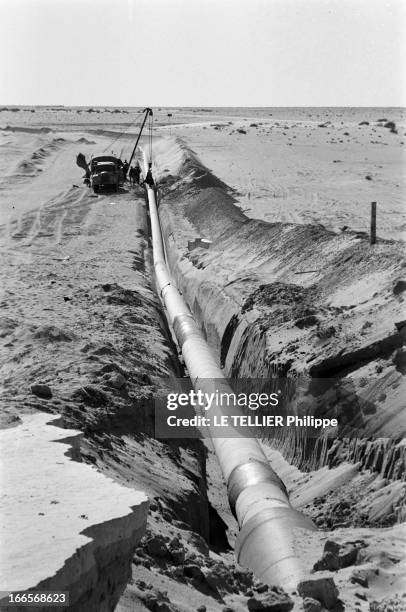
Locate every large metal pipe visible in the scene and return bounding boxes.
[144,180,315,588]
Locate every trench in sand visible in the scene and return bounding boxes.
[150,136,405,523]
[124,135,406,608]
[1,126,404,610]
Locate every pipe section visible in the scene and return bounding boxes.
[145,182,315,588]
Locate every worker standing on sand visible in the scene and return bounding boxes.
[129,163,141,185]
[123,159,129,180]
[129,166,135,185]
[133,162,141,185]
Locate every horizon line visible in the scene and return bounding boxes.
[1,104,406,109]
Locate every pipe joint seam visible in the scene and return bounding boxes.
[227,460,288,515]
[235,507,316,588]
[173,313,205,347]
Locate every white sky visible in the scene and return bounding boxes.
[0,0,405,106]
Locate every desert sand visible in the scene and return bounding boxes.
[0,106,405,611]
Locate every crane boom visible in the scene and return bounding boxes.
[128,107,153,169]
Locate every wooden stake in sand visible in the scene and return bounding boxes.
[370,201,377,245]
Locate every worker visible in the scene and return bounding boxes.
[123,159,129,180]
[133,162,141,185]
[143,163,154,187]
[84,167,91,187]
[129,166,139,185]
[76,153,91,186]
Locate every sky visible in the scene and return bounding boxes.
[0,0,405,107]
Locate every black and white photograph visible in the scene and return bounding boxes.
[0,0,405,610]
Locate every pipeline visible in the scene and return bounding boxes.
[143,175,315,588]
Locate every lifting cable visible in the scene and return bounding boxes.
[102,111,144,154]
[148,110,154,165]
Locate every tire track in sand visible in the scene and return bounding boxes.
[3,187,91,249]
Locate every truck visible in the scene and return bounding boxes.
[89,156,124,193]
[76,108,153,194]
